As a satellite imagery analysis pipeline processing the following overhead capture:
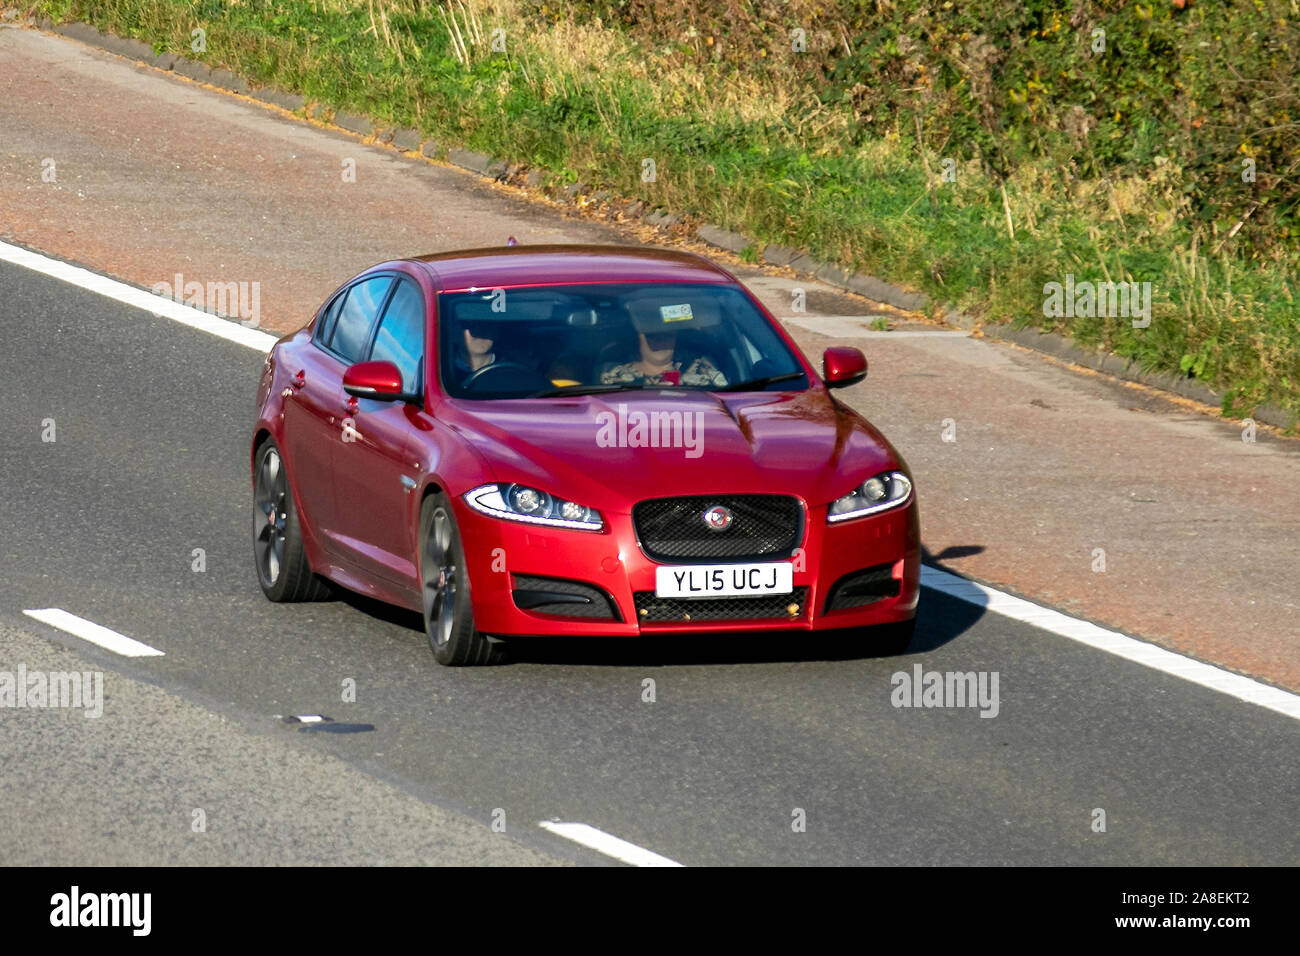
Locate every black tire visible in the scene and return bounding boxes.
[253,439,332,602]
[419,493,504,666]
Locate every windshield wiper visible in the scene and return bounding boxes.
[530,382,657,398]
[714,371,806,392]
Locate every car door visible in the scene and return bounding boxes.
[280,290,352,552]
[292,274,395,558]
[330,274,426,590]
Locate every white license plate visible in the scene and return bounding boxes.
[655,562,794,598]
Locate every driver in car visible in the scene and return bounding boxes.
[453,320,498,384]
[601,300,726,387]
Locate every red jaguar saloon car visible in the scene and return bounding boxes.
[251,245,920,664]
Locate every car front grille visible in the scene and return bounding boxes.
[632,494,802,561]
[634,588,809,623]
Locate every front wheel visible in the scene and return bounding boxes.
[419,493,504,666]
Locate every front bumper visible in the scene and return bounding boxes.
[456,494,920,636]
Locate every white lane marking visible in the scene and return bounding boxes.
[538,822,684,867]
[0,239,278,353]
[23,608,165,658]
[920,566,1300,721]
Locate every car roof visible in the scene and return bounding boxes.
[411,244,737,292]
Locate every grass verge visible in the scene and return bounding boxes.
[27,0,1300,424]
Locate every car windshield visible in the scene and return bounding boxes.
[438,282,807,399]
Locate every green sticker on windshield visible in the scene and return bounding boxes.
[660,303,694,322]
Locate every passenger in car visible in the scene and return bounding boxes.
[601,328,727,387]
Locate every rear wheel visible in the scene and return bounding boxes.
[419,493,504,666]
[253,439,332,602]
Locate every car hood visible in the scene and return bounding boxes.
[440,389,904,514]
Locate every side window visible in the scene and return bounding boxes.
[316,291,347,346]
[369,278,425,394]
[328,276,393,363]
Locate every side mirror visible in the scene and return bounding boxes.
[822,347,868,389]
[343,360,405,401]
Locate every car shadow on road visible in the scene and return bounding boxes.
[333,590,426,631]
[910,544,988,655]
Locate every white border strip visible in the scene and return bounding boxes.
[920,566,1300,721]
[23,608,165,658]
[538,822,684,867]
[0,239,278,353]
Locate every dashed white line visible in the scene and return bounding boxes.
[538,822,684,867]
[23,608,165,658]
[0,239,278,353]
[920,565,1300,721]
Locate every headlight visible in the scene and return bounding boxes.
[464,483,603,531]
[827,471,912,523]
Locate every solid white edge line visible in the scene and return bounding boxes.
[919,565,1300,721]
[23,608,165,658]
[0,239,279,353]
[538,822,684,867]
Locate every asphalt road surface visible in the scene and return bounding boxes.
[2,259,1296,865]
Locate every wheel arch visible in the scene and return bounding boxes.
[251,428,273,474]
[416,478,448,521]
